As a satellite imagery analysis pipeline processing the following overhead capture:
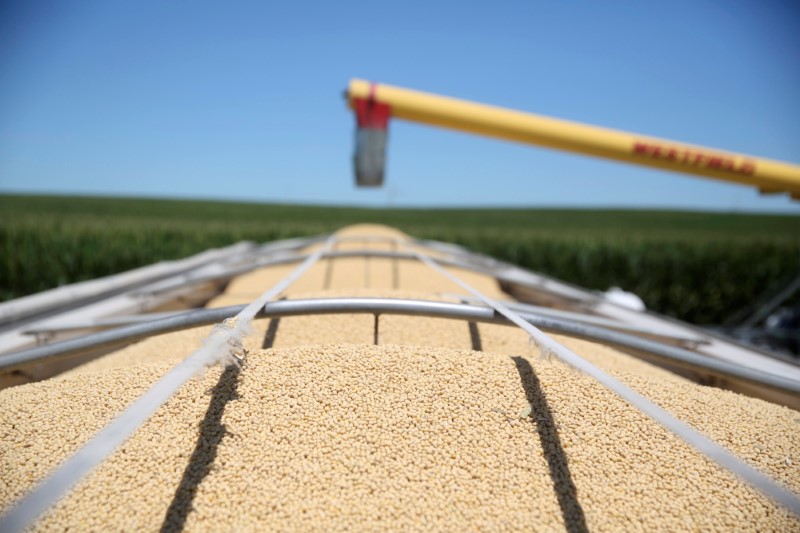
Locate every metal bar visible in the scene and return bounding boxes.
[23,293,705,347]
[0,242,257,329]
[0,237,337,533]
[347,79,800,196]
[129,248,523,300]
[411,250,800,515]
[514,312,797,394]
[125,250,412,298]
[22,312,188,335]
[446,294,705,344]
[3,298,799,398]
[125,236,332,298]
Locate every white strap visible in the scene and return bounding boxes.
[0,236,337,532]
[414,250,800,516]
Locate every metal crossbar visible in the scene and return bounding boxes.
[19,297,704,345]
[2,299,799,397]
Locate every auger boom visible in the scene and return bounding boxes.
[346,78,800,199]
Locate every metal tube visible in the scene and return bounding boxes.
[23,294,704,346]
[449,294,705,343]
[130,248,527,300]
[0,242,257,328]
[128,251,419,298]
[3,298,798,397]
[347,79,800,196]
[1,306,244,371]
[517,312,799,394]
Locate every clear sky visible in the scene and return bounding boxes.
[1,0,799,211]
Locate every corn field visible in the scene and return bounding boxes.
[1,195,798,325]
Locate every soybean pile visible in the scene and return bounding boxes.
[2,194,799,325]
[4,346,799,531]
[1,224,798,531]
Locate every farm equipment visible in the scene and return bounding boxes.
[346,79,800,199]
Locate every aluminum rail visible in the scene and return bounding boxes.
[123,237,332,298]
[22,312,190,335]
[125,250,420,298]
[128,248,530,299]
[20,294,703,345]
[347,79,800,197]
[0,241,257,328]
[0,237,337,533]
[445,294,705,344]
[125,250,416,298]
[412,250,800,515]
[2,298,798,398]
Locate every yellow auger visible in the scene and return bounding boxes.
[345,78,800,199]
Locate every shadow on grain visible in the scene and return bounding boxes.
[160,364,241,533]
[512,356,588,533]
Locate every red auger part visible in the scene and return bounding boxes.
[351,85,391,187]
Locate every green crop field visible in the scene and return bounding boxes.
[1,194,798,326]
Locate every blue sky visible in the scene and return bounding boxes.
[1,0,799,211]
